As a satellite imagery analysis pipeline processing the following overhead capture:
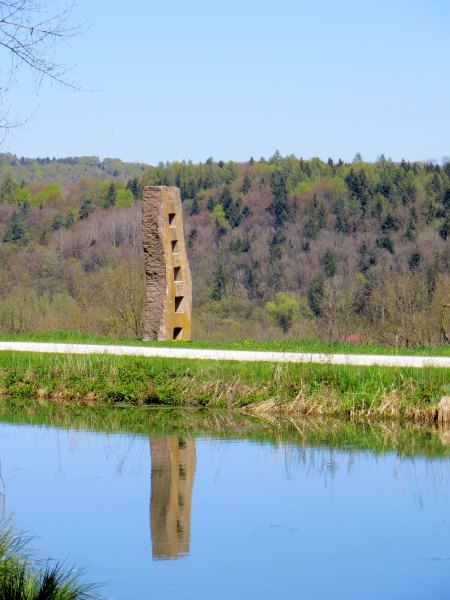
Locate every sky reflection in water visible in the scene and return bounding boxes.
[0,421,449,599]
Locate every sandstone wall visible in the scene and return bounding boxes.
[142,186,192,341]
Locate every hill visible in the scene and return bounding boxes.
[0,152,449,346]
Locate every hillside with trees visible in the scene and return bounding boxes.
[0,152,449,347]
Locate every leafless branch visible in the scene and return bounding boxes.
[0,0,82,134]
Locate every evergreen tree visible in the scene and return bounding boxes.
[51,213,65,231]
[190,196,200,216]
[103,182,116,208]
[240,175,252,194]
[126,177,141,200]
[79,199,94,220]
[3,211,29,245]
[307,276,324,317]
[220,186,242,227]
[408,251,421,271]
[187,228,198,248]
[321,249,338,278]
[0,171,19,204]
[267,169,290,227]
[211,265,228,300]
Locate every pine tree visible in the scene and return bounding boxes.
[79,199,94,220]
[3,211,29,245]
[211,265,228,300]
[0,172,19,204]
[103,182,116,208]
[267,170,290,227]
[190,196,200,216]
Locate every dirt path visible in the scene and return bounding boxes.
[0,342,449,368]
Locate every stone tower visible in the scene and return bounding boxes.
[142,186,192,341]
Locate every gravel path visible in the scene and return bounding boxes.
[0,342,449,368]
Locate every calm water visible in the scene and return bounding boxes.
[0,413,449,599]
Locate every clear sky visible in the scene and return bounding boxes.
[2,0,450,164]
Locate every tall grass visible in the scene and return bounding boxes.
[0,351,447,421]
[0,528,99,599]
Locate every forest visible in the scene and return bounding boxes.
[0,152,449,347]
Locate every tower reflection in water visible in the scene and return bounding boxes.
[150,437,196,560]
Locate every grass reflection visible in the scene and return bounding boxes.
[0,402,448,459]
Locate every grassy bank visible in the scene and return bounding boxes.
[0,350,448,422]
[1,331,450,356]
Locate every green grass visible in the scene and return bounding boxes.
[0,350,447,421]
[1,330,449,356]
[0,528,99,599]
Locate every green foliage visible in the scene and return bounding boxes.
[115,188,133,208]
[30,183,63,208]
[268,169,290,227]
[381,213,400,233]
[0,351,447,421]
[211,265,229,301]
[212,203,229,238]
[219,186,242,227]
[126,177,141,200]
[0,151,449,347]
[240,174,252,194]
[302,195,326,240]
[51,213,66,231]
[376,234,394,254]
[3,212,29,245]
[0,171,19,203]
[321,248,338,278]
[307,276,324,317]
[358,243,377,273]
[190,196,200,216]
[229,236,251,255]
[265,291,299,332]
[79,199,94,220]
[102,182,116,209]
[0,528,98,600]
[345,167,369,215]
[408,251,421,271]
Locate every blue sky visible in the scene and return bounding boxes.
[3,0,450,164]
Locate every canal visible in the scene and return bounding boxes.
[0,407,448,599]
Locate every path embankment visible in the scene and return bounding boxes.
[1,341,450,368]
[0,342,448,423]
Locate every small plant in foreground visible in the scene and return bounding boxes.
[0,527,100,599]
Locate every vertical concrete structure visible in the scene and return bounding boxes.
[142,186,192,341]
[150,437,196,560]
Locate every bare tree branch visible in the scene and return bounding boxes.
[0,0,82,134]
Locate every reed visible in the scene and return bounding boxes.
[0,527,99,599]
[0,351,447,422]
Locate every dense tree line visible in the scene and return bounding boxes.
[0,153,449,346]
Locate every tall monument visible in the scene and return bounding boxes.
[142,186,192,340]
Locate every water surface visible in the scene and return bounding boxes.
[0,408,449,599]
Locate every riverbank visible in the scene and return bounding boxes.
[0,350,448,422]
